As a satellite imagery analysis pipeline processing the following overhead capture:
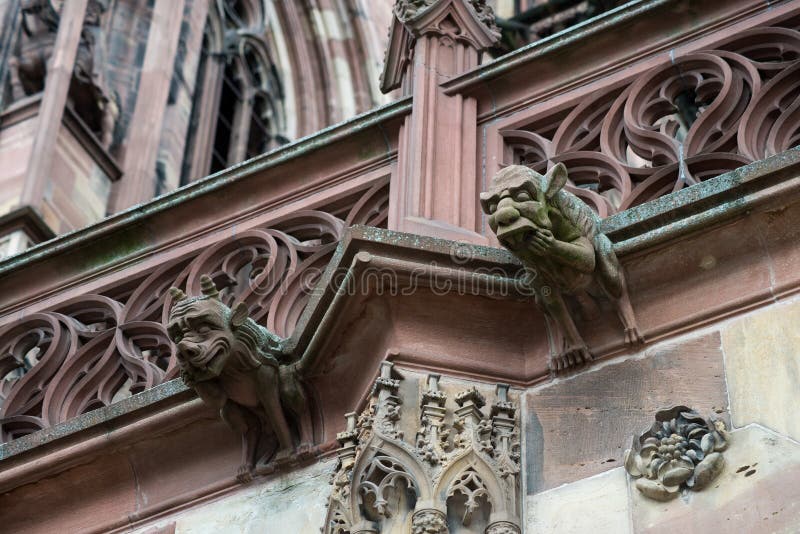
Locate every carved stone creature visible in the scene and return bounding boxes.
[624,406,728,501]
[480,164,643,371]
[166,276,311,480]
[10,0,117,148]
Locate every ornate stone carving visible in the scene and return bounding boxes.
[382,0,500,93]
[323,363,521,534]
[485,522,520,534]
[394,0,498,33]
[9,0,59,97]
[166,276,312,480]
[500,22,800,216]
[481,164,642,372]
[412,509,448,534]
[0,184,388,444]
[70,0,118,148]
[624,406,729,501]
[9,0,118,147]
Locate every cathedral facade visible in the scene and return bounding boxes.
[0,1,799,532]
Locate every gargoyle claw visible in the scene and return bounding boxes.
[624,327,645,346]
[236,464,254,483]
[550,346,592,372]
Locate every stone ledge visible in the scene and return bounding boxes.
[0,379,189,462]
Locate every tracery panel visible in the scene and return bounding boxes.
[0,180,389,443]
[496,17,800,216]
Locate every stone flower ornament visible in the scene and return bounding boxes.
[624,405,728,501]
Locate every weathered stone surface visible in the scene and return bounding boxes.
[526,467,631,534]
[132,460,335,534]
[631,425,800,532]
[481,164,642,372]
[722,298,800,442]
[525,332,728,493]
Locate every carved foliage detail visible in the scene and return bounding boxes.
[323,363,521,534]
[502,21,800,216]
[412,509,448,534]
[624,406,729,501]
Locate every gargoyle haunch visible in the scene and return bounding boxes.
[166,276,312,480]
[480,164,643,371]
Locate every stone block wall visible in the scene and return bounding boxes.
[524,296,800,533]
[102,295,800,533]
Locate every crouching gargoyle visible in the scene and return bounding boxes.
[480,164,643,372]
[166,276,312,481]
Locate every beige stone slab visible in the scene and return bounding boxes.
[631,425,800,533]
[722,299,800,442]
[526,467,632,534]
[131,460,335,534]
[525,332,729,493]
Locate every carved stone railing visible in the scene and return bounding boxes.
[0,180,388,443]
[496,15,800,217]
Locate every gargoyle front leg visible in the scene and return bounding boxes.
[193,381,258,482]
[608,269,644,346]
[221,400,260,483]
[255,364,294,456]
[280,365,313,451]
[536,285,592,372]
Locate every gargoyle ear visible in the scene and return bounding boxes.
[230,302,249,329]
[479,191,496,214]
[545,162,568,200]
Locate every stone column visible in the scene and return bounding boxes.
[20,0,89,207]
[381,0,499,243]
[109,0,186,212]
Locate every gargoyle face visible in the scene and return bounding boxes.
[480,164,567,251]
[167,297,234,381]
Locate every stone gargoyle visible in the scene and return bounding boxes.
[166,276,312,481]
[480,163,643,371]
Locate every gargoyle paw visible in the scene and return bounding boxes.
[550,346,592,373]
[624,327,645,346]
[236,464,254,483]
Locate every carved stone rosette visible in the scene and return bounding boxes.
[323,362,521,534]
[624,406,729,501]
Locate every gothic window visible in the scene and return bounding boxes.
[181,0,287,184]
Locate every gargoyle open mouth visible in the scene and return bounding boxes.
[496,219,538,250]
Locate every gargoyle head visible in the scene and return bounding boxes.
[166,275,276,383]
[480,163,573,252]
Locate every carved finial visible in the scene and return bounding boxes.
[345,412,357,432]
[200,275,220,299]
[168,286,186,302]
[496,383,509,403]
[426,374,440,392]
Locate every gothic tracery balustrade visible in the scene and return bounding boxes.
[0,180,389,443]
[500,18,800,217]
